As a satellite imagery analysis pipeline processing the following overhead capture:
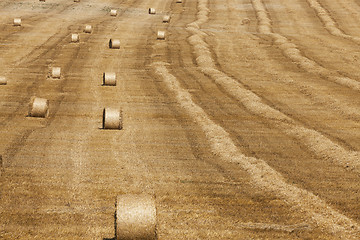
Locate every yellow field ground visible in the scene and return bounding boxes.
[0,0,359,239]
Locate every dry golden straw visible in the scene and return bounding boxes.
[116,194,156,240]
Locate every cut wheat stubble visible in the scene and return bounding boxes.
[179,0,360,237]
[152,61,360,239]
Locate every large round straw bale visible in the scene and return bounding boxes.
[71,33,79,43]
[109,39,120,49]
[176,0,182,3]
[242,18,251,25]
[116,194,157,240]
[149,8,156,14]
[110,9,117,16]
[0,77,6,85]
[103,108,122,129]
[39,0,45,2]
[103,72,116,86]
[74,0,80,2]
[84,25,92,33]
[157,31,165,40]
[13,18,21,26]
[28,96,49,118]
[51,67,61,78]
[162,15,170,23]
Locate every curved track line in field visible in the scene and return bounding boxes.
[152,61,360,239]
[0,0,75,43]
[305,0,360,42]
[252,1,360,92]
[185,0,360,174]
[324,0,360,25]
[213,3,360,121]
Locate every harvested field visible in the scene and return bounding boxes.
[0,0,359,239]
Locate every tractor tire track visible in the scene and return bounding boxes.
[151,0,360,237]
[152,60,360,239]
[305,0,360,41]
[185,0,360,177]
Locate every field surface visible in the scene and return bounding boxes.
[0,0,359,239]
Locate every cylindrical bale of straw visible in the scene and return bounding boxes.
[162,15,171,23]
[149,8,156,14]
[109,39,120,49]
[0,77,7,85]
[176,0,182,3]
[39,0,45,2]
[116,194,157,240]
[241,18,250,25]
[28,96,49,118]
[74,0,80,2]
[51,67,61,78]
[103,72,116,86]
[110,9,117,16]
[71,33,79,43]
[103,108,122,129]
[157,31,165,40]
[13,18,21,26]
[84,25,92,33]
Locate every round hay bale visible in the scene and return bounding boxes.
[71,33,79,43]
[109,39,120,49]
[0,77,7,85]
[162,15,170,23]
[13,18,21,26]
[241,18,251,25]
[157,31,165,40]
[116,194,157,240]
[149,8,156,14]
[39,0,45,2]
[176,0,182,3]
[74,0,80,2]
[103,72,116,86]
[110,9,117,16]
[103,108,122,129]
[84,25,92,33]
[28,96,49,118]
[51,67,61,78]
